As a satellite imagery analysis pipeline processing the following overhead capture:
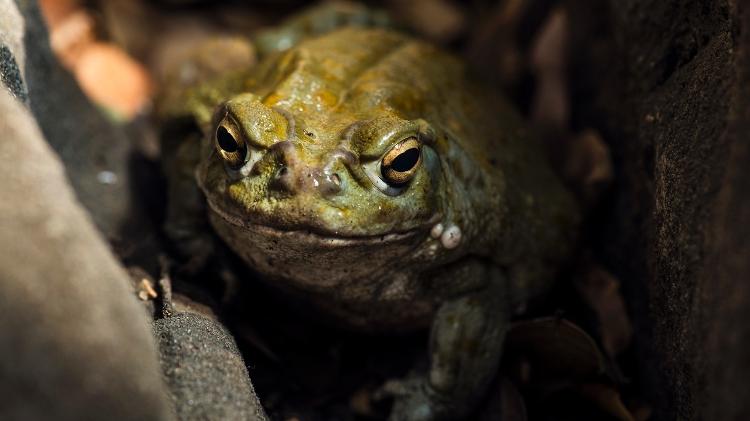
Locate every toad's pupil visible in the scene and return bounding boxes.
[391,148,420,172]
[217,126,238,152]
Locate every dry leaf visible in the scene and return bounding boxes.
[505,317,606,382]
[562,129,614,206]
[578,383,636,421]
[349,387,376,417]
[387,0,466,43]
[530,7,569,131]
[575,264,633,356]
[74,42,153,119]
[478,377,528,421]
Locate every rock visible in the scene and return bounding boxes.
[567,0,750,419]
[0,87,174,420]
[155,312,269,421]
[12,0,137,242]
[0,44,27,101]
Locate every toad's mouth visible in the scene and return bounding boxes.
[205,198,435,246]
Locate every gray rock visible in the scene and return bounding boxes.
[155,312,269,421]
[0,44,27,101]
[12,0,135,240]
[0,88,174,421]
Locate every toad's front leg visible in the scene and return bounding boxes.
[390,263,510,421]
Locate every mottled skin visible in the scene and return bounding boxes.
[160,19,579,421]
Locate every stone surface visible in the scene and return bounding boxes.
[0,44,27,101]
[567,0,750,419]
[13,0,136,241]
[0,88,174,421]
[155,312,269,421]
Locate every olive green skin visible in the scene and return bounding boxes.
[162,24,578,421]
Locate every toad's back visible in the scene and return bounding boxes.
[249,28,458,119]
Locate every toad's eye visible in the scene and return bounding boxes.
[380,137,422,186]
[215,119,247,169]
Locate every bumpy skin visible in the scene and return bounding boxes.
[160,20,579,421]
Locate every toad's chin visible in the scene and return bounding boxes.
[204,202,428,288]
[204,197,431,247]
[221,220,420,247]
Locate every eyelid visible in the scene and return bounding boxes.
[217,113,242,137]
[213,107,253,149]
[221,98,289,148]
[356,119,433,161]
[212,111,265,178]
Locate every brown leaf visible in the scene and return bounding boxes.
[349,386,376,417]
[46,10,96,68]
[505,317,606,382]
[387,0,467,44]
[39,0,82,28]
[575,264,633,356]
[577,383,636,421]
[530,7,570,131]
[562,129,614,206]
[466,0,528,89]
[234,323,281,364]
[478,377,528,421]
[74,42,154,119]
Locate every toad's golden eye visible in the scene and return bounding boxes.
[381,137,422,186]
[215,120,247,169]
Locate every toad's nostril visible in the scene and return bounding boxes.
[270,140,297,165]
[270,165,295,193]
[318,172,342,198]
